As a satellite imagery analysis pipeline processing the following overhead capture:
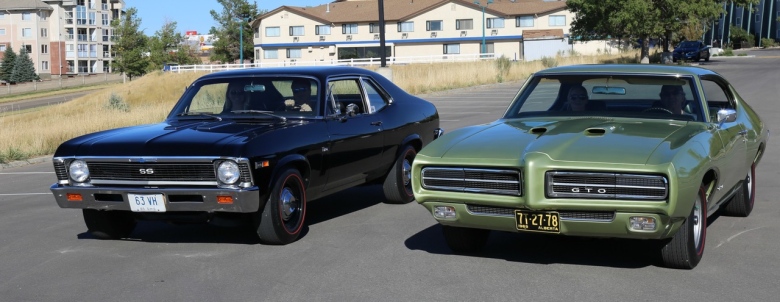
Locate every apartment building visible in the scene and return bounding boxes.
[251,0,590,64]
[0,0,124,79]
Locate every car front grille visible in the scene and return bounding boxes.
[546,171,667,200]
[466,205,614,222]
[421,167,522,196]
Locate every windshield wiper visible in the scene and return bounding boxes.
[230,110,287,123]
[177,112,222,121]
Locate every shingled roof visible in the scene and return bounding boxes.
[0,0,52,10]
[255,0,568,25]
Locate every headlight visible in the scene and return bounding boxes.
[69,160,90,183]
[217,161,240,185]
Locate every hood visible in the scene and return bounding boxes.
[431,118,699,165]
[56,119,290,157]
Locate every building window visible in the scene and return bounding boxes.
[41,61,49,70]
[0,45,5,51]
[22,28,32,37]
[0,29,5,35]
[102,13,109,25]
[255,49,259,59]
[486,42,494,53]
[315,25,331,35]
[289,26,304,36]
[0,12,4,20]
[426,20,443,31]
[342,24,358,34]
[38,11,48,20]
[254,27,259,38]
[22,13,32,21]
[266,27,280,37]
[549,15,565,26]
[456,19,473,30]
[264,49,278,59]
[23,45,33,54]
[397,21,414,32]
[41,44,48,54]
[369,23,376,33]
[443,44,460,54]
[286,48,302,58]
[41,28,48,37]
[516,16,534,27]
[487,18,504,28]
[736,17,741,26]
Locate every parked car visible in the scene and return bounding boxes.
[50,66,442,245]
[673,41,711,62]
[413,64,768,269]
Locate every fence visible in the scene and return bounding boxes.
[171,53,499,73]
[0,73,124,97]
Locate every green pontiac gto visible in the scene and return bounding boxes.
[412,64,769,269]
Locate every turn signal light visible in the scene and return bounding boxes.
[217,196,234,204]
[629,216,656,231]
[66,193,83,201]
[433,206,456,219]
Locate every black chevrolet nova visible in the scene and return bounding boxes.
[50,66,441,244]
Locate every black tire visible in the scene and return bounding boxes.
[254,169,307,245]
[660,186,707,269]
[723,163,755,217]
[382,145,416,204]
[704,52,710,62]
[82,209,136,239]
[442,225,490,254]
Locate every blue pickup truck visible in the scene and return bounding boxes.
[673,41,711,62]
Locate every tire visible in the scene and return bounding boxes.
[254,169,307,245]
[660,186,707,269]
[442,225,490,254]
[382,145,416,204]
[723,163,755,217]
[704,52,710,62]
[82,209,136,239]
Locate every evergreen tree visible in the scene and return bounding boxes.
[209,0,261,63]
[111,7,148,80]
[0,46,17,84]
[10,48,39,83]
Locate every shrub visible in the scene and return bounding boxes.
[722,48,734,56]
[105,93,130,112]
[540,56,558,68]
[760,38,776,48]
[494,55,512,83]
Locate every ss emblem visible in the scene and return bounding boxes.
[139,168,154,175]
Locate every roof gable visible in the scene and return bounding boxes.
[0,0,52,10]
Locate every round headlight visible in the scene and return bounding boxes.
[217,161,241,185]
[69,160,90,183]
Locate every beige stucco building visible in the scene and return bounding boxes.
[0,0,124,79]
[251,0,612,65]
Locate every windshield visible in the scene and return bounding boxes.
[169,76,320,120]
[504,74,704,122]
[678,41,699,48]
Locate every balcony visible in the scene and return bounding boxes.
[65,34,74,41]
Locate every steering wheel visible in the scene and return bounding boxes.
[642,107,673,114]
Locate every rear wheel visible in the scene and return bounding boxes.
[723,163,755,217]
[442,226,490,254]
[82,209,136,239]
[383,145,416,204]
[660,186,707,269]
[254,169,307,245]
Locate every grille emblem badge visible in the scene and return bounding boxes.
[139,168,154,175]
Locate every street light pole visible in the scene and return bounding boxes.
[475,0,493,54]
[236,17,249,66]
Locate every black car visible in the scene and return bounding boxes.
[673,40,711,62]
[50,66,442,244]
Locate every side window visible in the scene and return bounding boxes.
[700,78,734,121]
[362,78,388,113]
[328,78,366,116]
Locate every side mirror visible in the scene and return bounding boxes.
[716,108,737,125]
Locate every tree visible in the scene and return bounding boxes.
[208,0,260,63]
[567,0,759,63]
[0,46,17,84]
[10,48,39,83]
[111,7,149,80]
[147,20,199,72]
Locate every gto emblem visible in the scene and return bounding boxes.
[139,168,154,175]
[571,187,607,193]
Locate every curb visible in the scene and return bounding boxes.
[0,156,51,170]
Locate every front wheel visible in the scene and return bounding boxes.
[660,186,707,269]
[382,145,416,204]
[723,163,755,217]
[82,209,136,239]
[254,168,307,245]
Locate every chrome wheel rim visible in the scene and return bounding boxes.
[402,158,412,187]
[280,188,297,221]
[747,171,753,201]
[692,196,703,249]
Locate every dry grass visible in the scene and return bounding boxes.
[0,51,641,163]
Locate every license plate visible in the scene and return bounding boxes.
[127,193,167,212]
[515,210,560,233]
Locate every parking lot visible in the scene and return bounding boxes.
[1,52,779,301]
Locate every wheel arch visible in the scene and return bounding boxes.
[400,133,423,154]
[271,154,311,189]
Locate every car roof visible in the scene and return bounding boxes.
[536,64,719,77]
[195,66,380,82]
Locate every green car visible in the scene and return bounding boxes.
[412,64,769,269]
